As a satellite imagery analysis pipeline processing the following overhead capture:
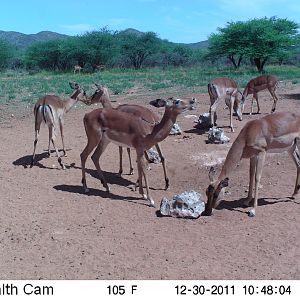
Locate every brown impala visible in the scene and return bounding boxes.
[31,82,87,169]
[85,83,169,190]
[208,77,244,132]
[205,111,300,217]
[242,75,279,115]
[80,97,196,207]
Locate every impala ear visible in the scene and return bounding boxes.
[149,98,166,108]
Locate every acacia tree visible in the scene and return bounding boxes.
[208,17,299,72]
[118,31,161,69]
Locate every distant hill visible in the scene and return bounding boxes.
[0,30,68,49]
[0,28,208,50]
[119,28,209,49]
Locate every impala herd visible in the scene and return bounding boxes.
[30,74,300,217]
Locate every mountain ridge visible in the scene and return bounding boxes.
[0,28,208,49]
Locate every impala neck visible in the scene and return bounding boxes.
[64,89,81,112]
[218,133,246,182]
[144,107,178,148]
[101,95,113,109]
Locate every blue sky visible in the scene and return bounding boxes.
[1,0,299,43]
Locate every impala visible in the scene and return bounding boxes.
[80,97,196,207]
[205,111,300,217]
[31,82,87,169]
[86,83,169,190]
[74,65,83,74]
[208,77,244,132]
[242,75,279,115]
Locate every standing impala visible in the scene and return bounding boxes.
[86,83,169,189]
[208,77,244,132]
[242,75,279,115]
[80,97,196,207]
[205,111,300,217]
[31,82,87,169]
[74,65,83,74]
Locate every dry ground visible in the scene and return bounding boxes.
[0,82,300,280]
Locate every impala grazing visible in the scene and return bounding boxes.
[243,75,279,115]
[205,111,300,217]
[80,97,196,207]
[86,83,169,189]
[31,82,87,169]
[208,77,244,132]
[74,65,83,74]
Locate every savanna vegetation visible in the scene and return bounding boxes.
[0,17,299,105]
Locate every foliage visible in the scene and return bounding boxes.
[0,39,14,69]
[208,17,299,72]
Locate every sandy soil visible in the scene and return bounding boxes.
[0,82,299,280]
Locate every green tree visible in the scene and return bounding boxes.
[118,31,161,69]
[25,40,61,70]
[208,17,299,72]
[0,39,14,69]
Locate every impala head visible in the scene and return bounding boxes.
[85,83,109,106]
[69,82,87,103]
[234,91,245,121]
[149,97,197,113]
[204,166,229,216]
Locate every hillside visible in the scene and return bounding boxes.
[0,30,68,49]
[0,28,208,50]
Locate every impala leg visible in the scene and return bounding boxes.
[59,119,67,157]
[31,129,40,167]
[269,88,279,113]
[118,147,123,176]
[254,93,260,114]
[127,148,134,175]
[290,144,300,197]
[91,138,110,193]
[80,135,100,193]
[229,96,234,132]
[249,151,266,217]
[155,143,169,190]
[47,126,51,157]
[209,98,220,127]
[50,126,65,170]
[244,156,256,207]
[137,152,155,207]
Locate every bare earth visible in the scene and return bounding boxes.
[0,82,299,280]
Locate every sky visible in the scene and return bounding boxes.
[1,0,299,43]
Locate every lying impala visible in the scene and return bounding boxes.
[86,83,169,189]
[80,97,196,207]
[205,111,300,217]
[208,77,244,132]
[31,82,87,169]
[242,75,279,115]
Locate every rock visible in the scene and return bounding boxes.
[194,112,214,129]
[159,190,205,218]
[207,127,230,144]
[145,148,161,164]
[169,123,182,135]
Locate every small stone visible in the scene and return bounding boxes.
[159,190,205,218]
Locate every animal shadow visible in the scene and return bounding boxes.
[216,196,297,214]
[53,184,150,206]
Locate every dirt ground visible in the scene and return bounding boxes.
[0,81,299,280]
